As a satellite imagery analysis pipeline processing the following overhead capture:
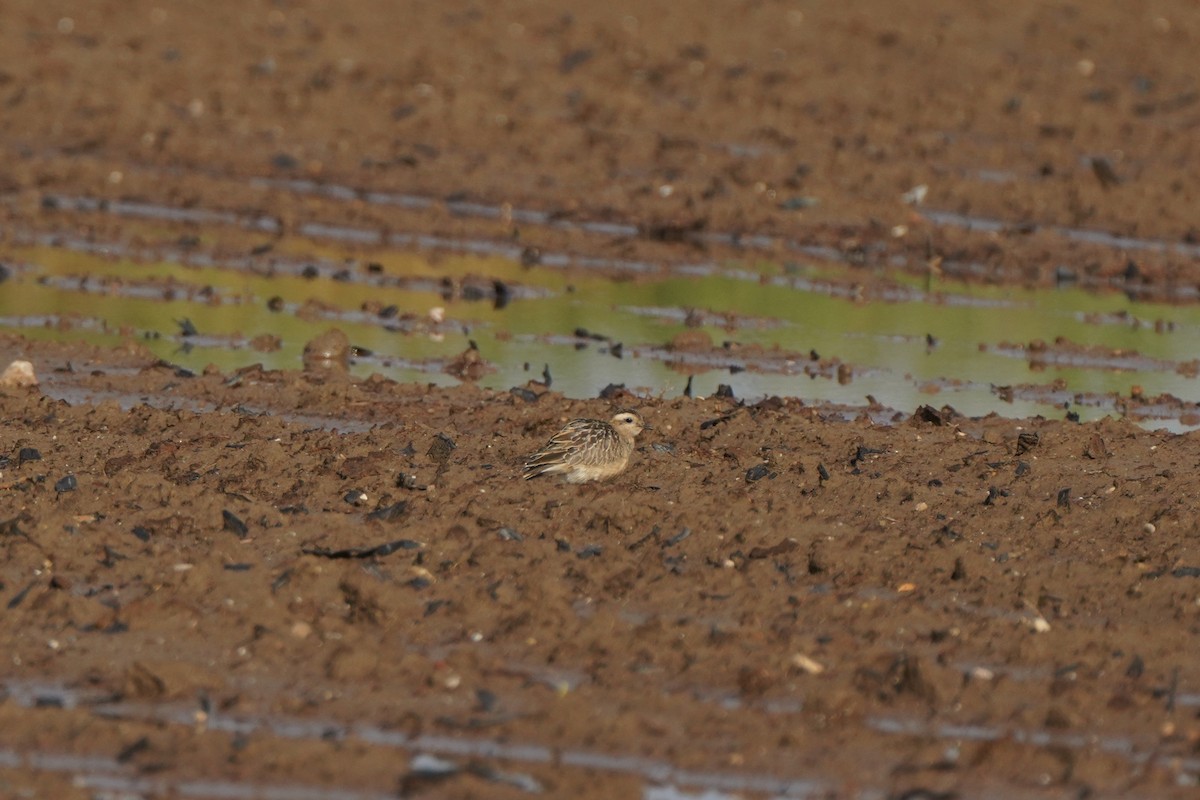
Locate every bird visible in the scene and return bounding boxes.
[523,410,649,483]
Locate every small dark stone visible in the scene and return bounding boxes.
[683,375,694,398]
[497,527,523,542]
[509,386,538,403]
[715,384,735,399]
[559,47,593,74]
[555,538,571,552]
[748,538,799,559]
[223,563,253,572]
[1091,157,1121,189]
[6,581,34,609]
[1171,566,1200,578]
[493,280,511,310]
[175,318,198,337]
[367,501,408,522]
[1057,488,1071,509]
[100,545,126,567]
[475,688,499,712]
[913,405,944,425]
[577,544,602,559]
[301,264,320,279]
[950,558,966,581]
[745,464,771,482]
[850,446,884,467]
[664,528,691,546]
[131,526,151,542]
[1126,655,1145,679]
[935,525,963,543]
[54,474,77,493]
[222,510,249,538]
[396,473,422,490]
[542,364,552,387]
[344,489,368,506]
[1015,461,1031,476]
[1054,265,1077,285]
[460,284,487,301]
[115,736,151,764]
[271,569,294,592]
[699,413,735,430]
[598,383,626,400]
[378,304,399,319]
[627,525,660,551]
[610,342,624,358]
[817,463,830,482]
[271,152,301,170]
[1015,431,1040,455]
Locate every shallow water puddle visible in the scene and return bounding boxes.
[3,204,1200,430]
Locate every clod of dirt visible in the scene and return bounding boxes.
[444,342,496,380]
[302,328,351,371]
[668,329,715,352]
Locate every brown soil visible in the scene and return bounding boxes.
[2,1,1200,797]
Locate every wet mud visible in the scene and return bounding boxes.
[3,336,1200,798]
[2,1,1200,797]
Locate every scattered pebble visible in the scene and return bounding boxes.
[0,360,37,388]
[222,509,249,539]
[791,654,825,674]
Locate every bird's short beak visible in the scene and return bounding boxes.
[642,423,654,430]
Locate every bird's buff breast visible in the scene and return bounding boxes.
[563,454,631,483]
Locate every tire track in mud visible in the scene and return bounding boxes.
[6,144,1200,298]
[3,679,1195,799]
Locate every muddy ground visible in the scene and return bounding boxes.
[2,1,1200,798]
